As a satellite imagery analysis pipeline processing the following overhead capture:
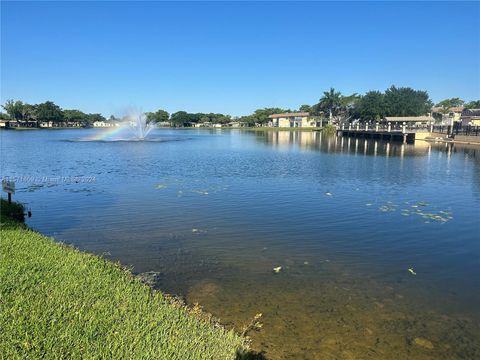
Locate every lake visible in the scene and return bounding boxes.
[1,128,479,359]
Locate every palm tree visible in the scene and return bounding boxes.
[319,88,342,121]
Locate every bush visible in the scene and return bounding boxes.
[0,198,25,223]
[322,124,337,135]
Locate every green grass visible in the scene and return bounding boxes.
[0,202,249,359]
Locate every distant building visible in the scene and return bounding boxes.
[461,109,480,126]
[228,121,244,128]
[93,120,118,127]
[431,106,464,124]
[39,121,54,128]
[268,112,318,128]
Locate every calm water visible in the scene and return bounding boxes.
[1,128,480,359]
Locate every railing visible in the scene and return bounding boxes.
[339,123,480,136]
[340,123,430,133]
[432,125,480,136]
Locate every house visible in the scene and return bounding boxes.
[383,116,433,127]
[93,120,118,127]
[39,121,54,128]
[227,121,244,128]
[461,109,480,126]
[432,106,464,124]
[93,121,106,127]
[268,112,317,128]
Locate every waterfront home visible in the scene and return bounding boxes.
[383,116,433,127]
[39,121,54,128]
[461,109,480,126]
[0,120,38,128]
[227,121,245,128]
[432,106,464,124]
[93,120,119,127]
[268,112,318,128]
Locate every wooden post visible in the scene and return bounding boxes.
[8,193,11,204]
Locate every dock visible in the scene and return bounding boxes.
[337,123,432,143]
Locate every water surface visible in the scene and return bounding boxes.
[1,128,479,359]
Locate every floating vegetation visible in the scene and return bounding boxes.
[378,200,453,224]
[408,268,417,276]
[191,189,209,195]
[192,228,207,234]
[273,266,282,273]
[379,204,396,212]
[401,209,410,216]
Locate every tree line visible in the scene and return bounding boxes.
[2,86,479,127]
[0,100,107,126]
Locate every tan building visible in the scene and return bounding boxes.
[268,112,318,128]
[461,109,480,126]
[432,106,464,124]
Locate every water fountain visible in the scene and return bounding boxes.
[125,111,156,140]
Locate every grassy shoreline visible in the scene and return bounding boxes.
[0,199,249,359]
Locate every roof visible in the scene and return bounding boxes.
[432,106,464,113]
[384,116,433,122]
[269,112,309,119]
[461,109,480,116]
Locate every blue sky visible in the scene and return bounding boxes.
[1,1,479,117]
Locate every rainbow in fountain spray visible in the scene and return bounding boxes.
[82,111,156,141]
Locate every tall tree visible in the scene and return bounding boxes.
[2,100,25,120]
[35,101,64,123]
[354,91,386,121]
[145,109,169,123]
[170,111,191,127]
[299,104,312,113]
[316,88,343,120]
[64,109,87,123]
[384,86,432,116]
[436,98,464,109]
[465,100,480,109]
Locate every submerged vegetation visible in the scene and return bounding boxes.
[0,202,247,359]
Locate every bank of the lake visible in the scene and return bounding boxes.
[0,200,248,360]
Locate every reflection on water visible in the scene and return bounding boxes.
[1,128,479,359]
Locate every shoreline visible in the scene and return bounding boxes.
[0,199,252,359]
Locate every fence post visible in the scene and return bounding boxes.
[387,122,391,132]
[402,122,406,133]
[375,122,379,132]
